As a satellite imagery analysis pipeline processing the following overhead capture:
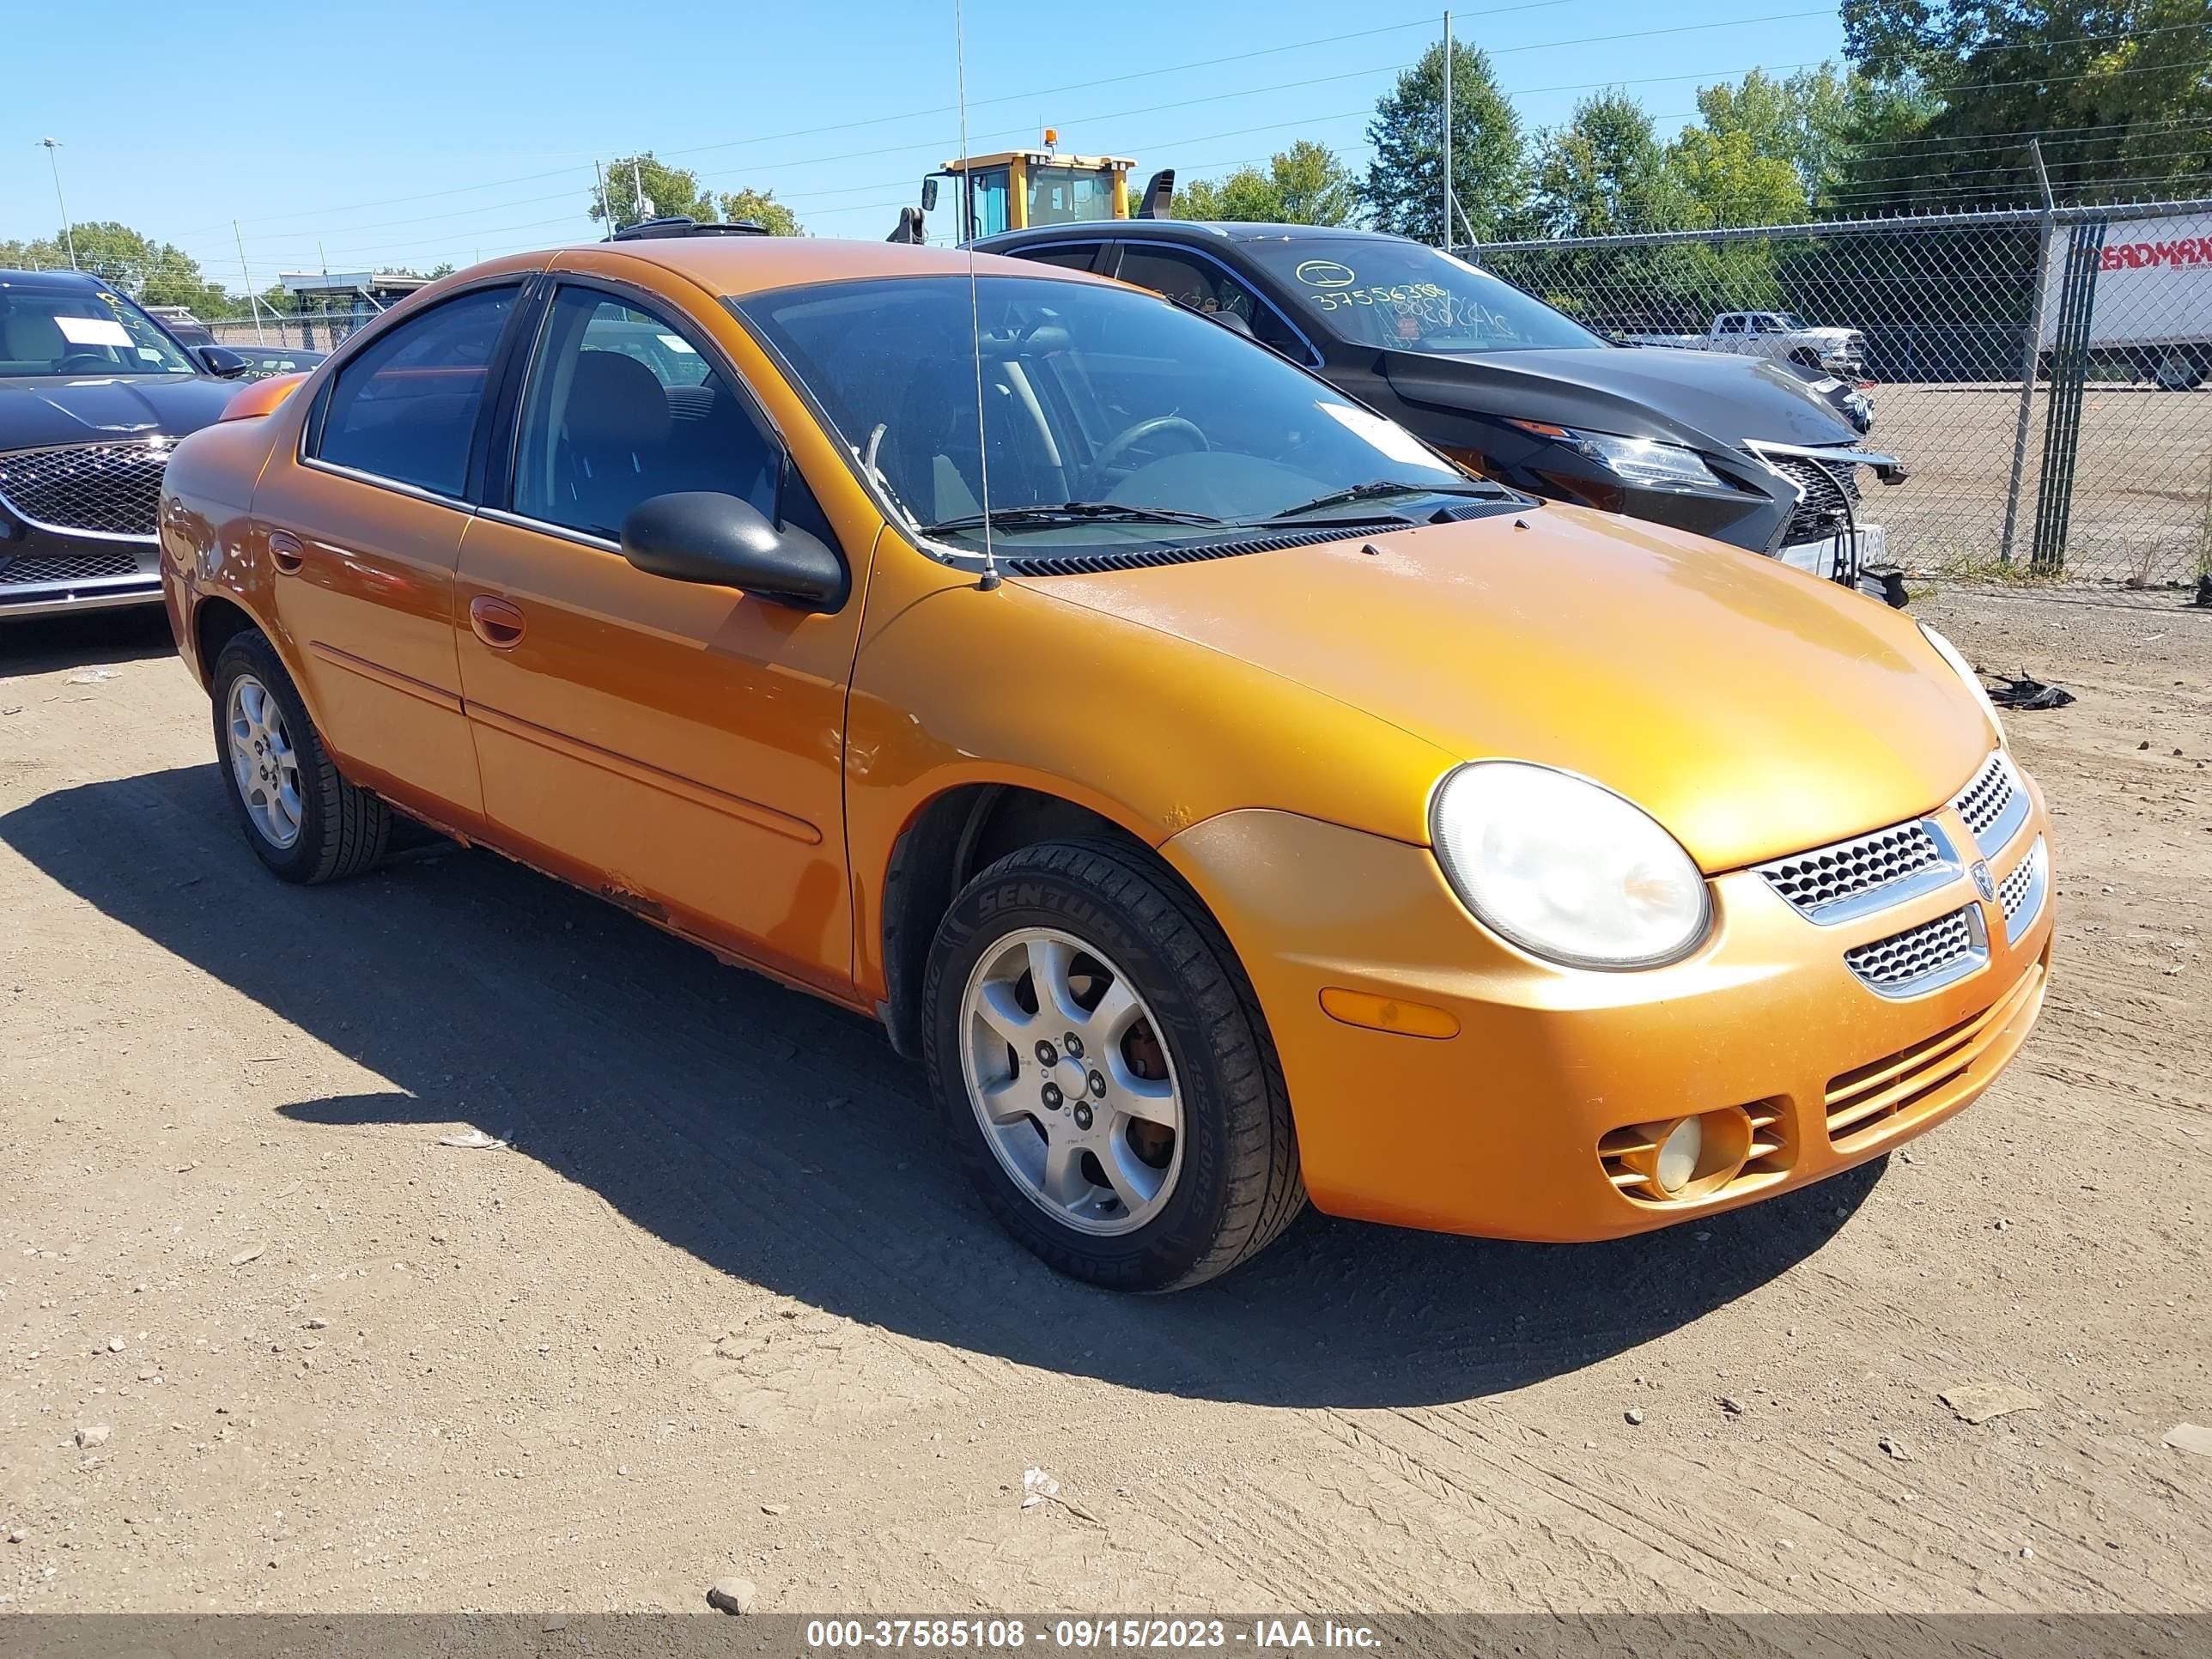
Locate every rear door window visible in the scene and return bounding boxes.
[313,285,520,498]
[1016,242,1108,273]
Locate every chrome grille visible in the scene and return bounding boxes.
[1845,904,1986,996]
[0,442,169,540]
[0,549,143,586]
[1758,820,1948,921]
[1767,453,1863,546]
[1999,837,2048,945]
[1952,750,2026,854]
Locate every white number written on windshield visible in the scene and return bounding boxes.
[1306,283,1452,310]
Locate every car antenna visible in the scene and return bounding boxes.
[955,0,1000,592]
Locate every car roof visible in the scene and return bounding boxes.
[553,236,1114,298]
[0,266,110,292]
[977,221,1411,251]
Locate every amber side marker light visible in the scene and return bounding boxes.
[1318,988,1461,1041]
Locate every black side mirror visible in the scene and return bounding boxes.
[921,177,940,213]
[1138,168,1175,219]
[198,345,252,378]
[619,491,847,611]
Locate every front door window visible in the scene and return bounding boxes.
[509,289,779,541]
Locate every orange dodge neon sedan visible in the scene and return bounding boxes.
[158,231,2054,1291]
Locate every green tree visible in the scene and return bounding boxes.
[715,186,805,236]
[1174,142,1358,224]
[1532,92,1695,236]
[0,223,234,315]
[1838,0,2212,206]
[1687,68,1852,206]
[1668,126,1813,228]
[1363,41,1530,244]
[590,153,716,230]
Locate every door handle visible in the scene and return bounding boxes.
[469,594,526,649]
[268,529,306,574]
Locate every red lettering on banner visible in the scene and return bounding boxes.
[2100,237,2212,270]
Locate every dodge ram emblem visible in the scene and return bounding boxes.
[1971,860,1996,902]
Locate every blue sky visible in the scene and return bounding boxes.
[5,0,1846,289]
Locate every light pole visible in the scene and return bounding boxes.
[40,138,77,269]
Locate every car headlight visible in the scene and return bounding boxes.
[1918,623,2005,744]
[1508,421,1732,494]
[1429,761,1711,969]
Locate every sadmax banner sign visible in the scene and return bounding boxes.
[2039,209,2212,356]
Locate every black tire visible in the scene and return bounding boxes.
[209,629,387,884]
[921,839,1305,1291]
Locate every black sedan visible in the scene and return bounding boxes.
[0,269,247,620]
[213,342,328,380]
[978,222,1905,603]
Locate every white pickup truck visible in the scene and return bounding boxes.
[1626,312,1868,375]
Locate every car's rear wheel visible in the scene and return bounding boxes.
[922,839,1304,1291]
[2153,349,2204,392]
[210,629,387,884]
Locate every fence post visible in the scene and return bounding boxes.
[1997,143,2055,566]
[2197,452,2212,606]
[2029,216,2106,576]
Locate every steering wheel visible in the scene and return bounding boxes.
[1090,415,1208,487]
[55,352,115,374]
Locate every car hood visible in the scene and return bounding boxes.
[1382,345,1861,453]
[1025,504,1991,872]
[0,374,238,452]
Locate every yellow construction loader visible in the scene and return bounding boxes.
[889,133,1172,243]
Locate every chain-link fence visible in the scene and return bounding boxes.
[1475,199,2212,604]
[201,311,368,350]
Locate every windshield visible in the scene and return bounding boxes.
[0,283,196,377]
[1771,313,1807,331]
[1242,240,1606,355]
[735,274,1486,558]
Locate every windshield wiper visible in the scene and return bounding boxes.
[1257,478,1505,523]
[923,501,1226,534]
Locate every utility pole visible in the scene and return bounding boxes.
[234,220,266,343]
[594,160,611,234]
[40,139,77,269]
[1440,13,1453,249]
[631,155,651,225]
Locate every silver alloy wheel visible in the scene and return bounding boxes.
[958,927,1185,1237]
[226,673,303,850]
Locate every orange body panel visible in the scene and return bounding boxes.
[1158,797,2051,1236]
[158,236,2055,1244]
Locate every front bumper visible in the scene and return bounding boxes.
[1163,770,2053,1242]
[0,518,163,620]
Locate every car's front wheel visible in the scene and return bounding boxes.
[922,840,1305,1291]
[210,629,387,884]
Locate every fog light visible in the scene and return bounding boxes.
[1655,1116,1703,1195]
[1602,1105,1758,1203]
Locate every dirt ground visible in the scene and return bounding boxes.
[1858,382,2212,587]
[0,587,2207,1616]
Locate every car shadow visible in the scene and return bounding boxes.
[0,764,1877,1409]
[0,605,177,675]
